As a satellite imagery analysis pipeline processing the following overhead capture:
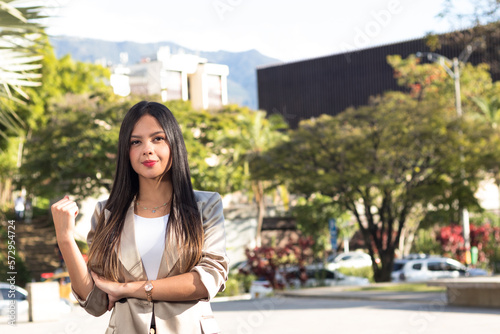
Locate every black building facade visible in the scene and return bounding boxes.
[257,36,498,128]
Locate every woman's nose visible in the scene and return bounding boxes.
[143,142,153,155]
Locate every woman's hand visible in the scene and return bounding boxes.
[91,271,125,311]
[51,196,79,242]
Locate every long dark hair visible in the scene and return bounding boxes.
[87,101,203,281]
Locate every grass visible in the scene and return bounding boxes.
[346,283,446,293]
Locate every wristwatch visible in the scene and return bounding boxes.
[145,281,154,302]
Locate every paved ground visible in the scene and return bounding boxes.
[3,287,500,334]
[213,296,500,334]
[276,285,447,303]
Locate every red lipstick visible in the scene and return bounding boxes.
[142,160,157,167]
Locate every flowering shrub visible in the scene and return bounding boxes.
[243,236,314,289]
[438,223,500,269]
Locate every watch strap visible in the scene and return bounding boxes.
[145,281,154,302]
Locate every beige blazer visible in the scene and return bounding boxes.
[73,190,229,334]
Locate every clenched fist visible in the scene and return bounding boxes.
[51,196,79,242]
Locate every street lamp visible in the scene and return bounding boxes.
[416,46,475,265]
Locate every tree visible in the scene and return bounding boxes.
[166,100,247,195]
[431,2,500,82]
[470,84,500,211]
[291,193,351,259]
[471,95,500,128]
[213,105,288,247]
[389,54,500,225]
[19,95,126,201]
[266,87,494,281]
[0,38,113,206]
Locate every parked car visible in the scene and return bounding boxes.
[467,268,489,277]
[288,266,369,287]
[391,257,468,282]
[0,282,29,320]
[0,281,72,323]
[325,252,373,271]
[249,278,273,298]
[228,260,252,275]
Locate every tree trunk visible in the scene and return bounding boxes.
[0,177,13,206]
[252,180,265,248]
[373,249,395,282]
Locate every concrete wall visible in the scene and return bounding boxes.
[224,217,256,267]
[27,282,60,322]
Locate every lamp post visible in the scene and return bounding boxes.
[416,48,474,265]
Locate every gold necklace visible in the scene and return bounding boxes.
[135,199,171,213]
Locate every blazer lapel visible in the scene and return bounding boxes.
[156,200,203,278]
[118,202,147,281]
[156,228,179,278]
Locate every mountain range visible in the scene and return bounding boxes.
[49,36,282,109]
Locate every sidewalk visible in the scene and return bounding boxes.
[275,284,447,304]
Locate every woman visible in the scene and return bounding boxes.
[51,101,228,333]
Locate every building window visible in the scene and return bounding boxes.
[207,74,222,109]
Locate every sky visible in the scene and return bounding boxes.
[42,0,473,62]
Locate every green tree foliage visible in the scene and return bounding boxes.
[291,194,351,259]
[390,54,500,225]
[208,105,288,246]
[265,79,494,281]
[19,42,112,131]
[19,95,126,200]
[387,54,495,111]
[7,36,114,200]
[166,101,247,195]
[19,98,285,205]
[237,109,287,247]
[410,227,442,255]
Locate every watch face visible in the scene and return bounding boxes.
[145,283,153,291]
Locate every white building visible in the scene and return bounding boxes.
[110,47,229,110]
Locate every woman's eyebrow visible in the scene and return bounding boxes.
[130,131,165,138]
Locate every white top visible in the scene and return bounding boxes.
[15,197,24,211]
[134,214,169,280]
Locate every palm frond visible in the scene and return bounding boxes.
[0,1,28,23]
[0,0,46,143]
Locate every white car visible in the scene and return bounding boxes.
[0,282,73,323]
[249,278,273,298]
[391,257,467,282]
[0,282,29,322]
[325,252,373,271]
[287,267,369,288]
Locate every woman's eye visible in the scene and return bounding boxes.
[130,140,140,145]
[154,137,165,142]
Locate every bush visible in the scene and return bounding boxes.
[337,266,374,282]
[216,273,257,297]
[237,272,256,293]
[411,227,441,255]
[244,236,315,289]
[217,274,241,297]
